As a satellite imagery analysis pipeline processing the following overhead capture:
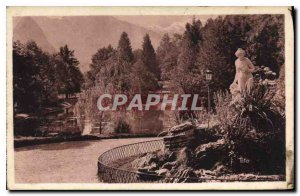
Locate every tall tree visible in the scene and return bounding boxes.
[117,32,134,63]
[197,15,284,91]
[157,34,180,80]
[57,45,83,98]
[184,17,203,49]
[246,15,284,75]
[13,41,58,112]
[171,19,204,94]
[87,45,115,87]
[142,34,160,80]
[197,16,236,91]
[100,32,135,94]
[132,59,159,94]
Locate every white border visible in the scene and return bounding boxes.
[1,0,298,193]
[6,6,294,190]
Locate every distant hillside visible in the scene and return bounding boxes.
[13,16,163,72]
[13,17,56,53]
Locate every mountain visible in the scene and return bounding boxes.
[13,17,56,53]
[115,15,215,34]
[13,16,163,72]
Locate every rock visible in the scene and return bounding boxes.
[166,167,199,183]
[156,168,169,176]
[168,122,196,136]
[195,139,225,154]
[163,121,222,152]
[137,168,162,182]
[137,165,158,174]
[192,127,220,148]
[212,163,232,175]
[193,139,227,170]
[162,161,176,170]
[176,147,192,165]
[131,153,159,170]
[194,169,218,181]
[137,168,152,174]
[163,134,189,152]
[166,151,176,162]
[146,163,158,171]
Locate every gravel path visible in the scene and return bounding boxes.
[14,137,159,183]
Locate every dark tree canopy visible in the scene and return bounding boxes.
[132,59,159,94]
[117,32,134,63]
[197,15,284,92]
[61,15,284,114]
[57,45,84,96]
[86,45,116,87]
[13,41,83,113]
[184,18,203,48]
[141,34,160,80]
[171,19,204,94]
[157,34,179,80]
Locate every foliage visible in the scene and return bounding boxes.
[196,15,284,92]
[172,19,203,94]
[156,15,284,120]
[132,59,159,93]
[13,41,56,112]
[87,32,161,95]
[81,32,162,134]
[142,34,160,80]
[56,45,84,97]
[114,119,131,133]
[13,40,83,113]
[74,82,110,134]
[213,72,285,174]
[157,34,180,80]
[85,45,115,87]
[246,15,284,75]
[117,32,134,63]
[184,17,203,49]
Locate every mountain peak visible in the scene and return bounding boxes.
[13,16,56,53]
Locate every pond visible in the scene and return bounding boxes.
[14,137,158,183]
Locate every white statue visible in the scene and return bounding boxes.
[230,48,255,96]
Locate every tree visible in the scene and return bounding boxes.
[13,41,58,112]
[117,32,134,63]
[184,17,203,49]
[246,15,284,75]
[87,45,115,87]
[171,19,204,94]
[133,49,143,63]
[107,32,135,93]
[157,34,180,80]
[57,45,83,97]
[197,17,236,91]
[75,81,110,134]
[132,59,159,94]
[142,34,160,80]
[197,15,284,92]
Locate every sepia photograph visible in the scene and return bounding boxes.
[6,6,294,190]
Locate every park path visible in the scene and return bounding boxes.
[14,137,159,183]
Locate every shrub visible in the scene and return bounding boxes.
[213,69,285,174]
[114,119,131,133]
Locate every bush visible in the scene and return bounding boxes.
[213,70,285,174]
[114,119,131,133]
[14,116,41,136]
